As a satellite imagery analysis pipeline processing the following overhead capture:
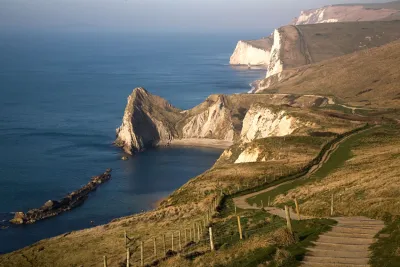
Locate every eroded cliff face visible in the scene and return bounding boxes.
[229,38,273,66]
[266,29,284,78]
[115,87,183,154]
[181,95,234,141]
[293,5,400,25]
[115,88,332,154]
[240,104,301,143]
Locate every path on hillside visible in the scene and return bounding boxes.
[232,126,383,267]
[233,125,374,211]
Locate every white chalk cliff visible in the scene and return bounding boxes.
[230,40,272,66]
[230,36,274,66]
[293,5,399,25]
[266,29,283,79]
[182,96,234,141]
[240,104,300,143]
[235,147,264,164]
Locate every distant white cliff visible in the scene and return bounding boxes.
[293,5,399,25]
[266,29,283,79]
[230,37,273,66]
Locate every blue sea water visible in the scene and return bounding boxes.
[0,31,267,253]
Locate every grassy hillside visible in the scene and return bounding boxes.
[273,123,400,219]
[259,40,400,108]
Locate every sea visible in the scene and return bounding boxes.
[0,31,267,254]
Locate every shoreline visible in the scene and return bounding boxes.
[160,138,233,149]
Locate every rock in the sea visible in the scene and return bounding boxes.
[10,212,26,224]
[10,169,112,225]
[121,156,128,161]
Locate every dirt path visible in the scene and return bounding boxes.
[233,126,373,211]
[233,126,383,266]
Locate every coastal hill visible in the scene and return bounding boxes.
[256,40,400,109]
[292,0,400,25]
[230,0,400,67]
[265,20,400,79]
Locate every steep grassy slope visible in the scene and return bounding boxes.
[258,40,400,108]
[273,124,400,219]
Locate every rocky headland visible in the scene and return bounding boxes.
[10,169,112,225]
[114,87,344,154]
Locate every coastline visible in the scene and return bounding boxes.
[160,138,233,149]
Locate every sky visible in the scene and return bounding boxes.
[0,0,393,33]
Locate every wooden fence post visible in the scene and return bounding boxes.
[189,228,192,241]
[209,227,215,251]
[126,247,130,267]
[234,204,237,215]
[124,231,127,247]
[284,205,293,234]
[103,255,107,267]
[184,228,187,244]
[179,230,182,251]
[237,216,243,240]
[331,193,334,216]
[140,241,144,266]
[261,200,264,209]
[153,237,157,257]
[268,196,271,207]
[197,222,201,241]
[163,234,166,256]
[294,198,301,220]
[171,232,174,251]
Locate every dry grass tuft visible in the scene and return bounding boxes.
[268,228,296,247]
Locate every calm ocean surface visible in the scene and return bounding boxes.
[0,31,266,253]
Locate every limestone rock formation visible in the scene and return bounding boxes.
[230,37,273,66]
[115,88,332,154]
[240,104,301,143]
[115,87,182,154]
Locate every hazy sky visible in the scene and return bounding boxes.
[0,0,393,33]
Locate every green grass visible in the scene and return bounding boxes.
[370,215,400,267]
[246,126,374,208]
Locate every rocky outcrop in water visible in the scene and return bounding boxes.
[10,169,112,225]
[115,88,332,154]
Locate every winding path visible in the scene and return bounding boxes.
[233,126,384,267]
